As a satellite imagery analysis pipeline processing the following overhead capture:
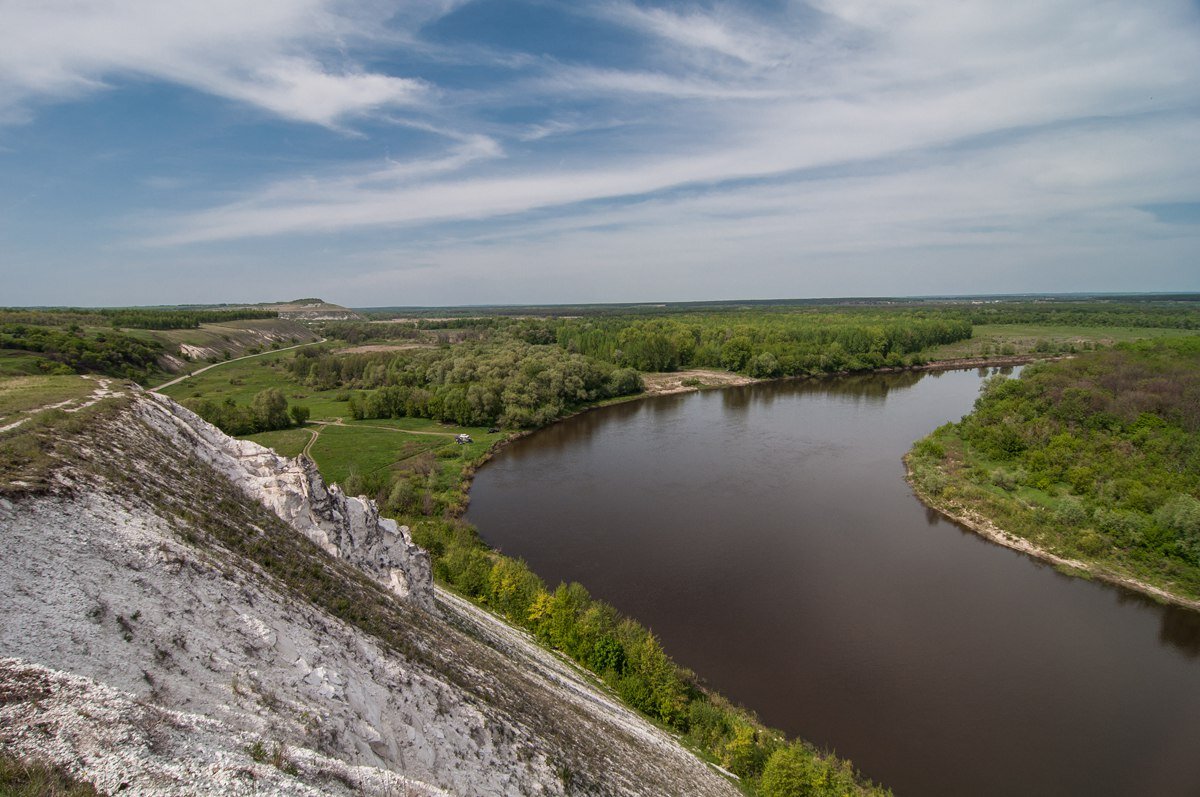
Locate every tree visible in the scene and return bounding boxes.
[608,367,644,396]
[250,388,290,432]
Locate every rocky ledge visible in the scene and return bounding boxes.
[137,393,434,610]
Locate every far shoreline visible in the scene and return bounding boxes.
[903,458,1200,613]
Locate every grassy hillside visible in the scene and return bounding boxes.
[0,308,319,380]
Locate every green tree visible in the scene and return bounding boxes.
[761,744,860,797]
[250,388,290,432]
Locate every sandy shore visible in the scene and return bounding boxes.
[904,458,1200,612]
[641,369,758,395]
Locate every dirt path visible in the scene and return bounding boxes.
[301,426,321,458]
[152,338,326,392]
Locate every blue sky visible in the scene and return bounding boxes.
[1,0,1198,307]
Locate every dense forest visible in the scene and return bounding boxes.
[288,340,643,428]
[908,338,1200,600]
[544,312,971,373]
[313,311,974,391]
[963,302,1200,329]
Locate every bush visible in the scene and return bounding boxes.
[761,744,860,797]
[288,404,310,426]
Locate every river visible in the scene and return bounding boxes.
[466,367,1200,796]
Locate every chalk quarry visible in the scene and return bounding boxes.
[0,386,740,796]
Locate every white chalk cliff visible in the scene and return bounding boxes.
[137,394,434,610]
[0,386,739,796]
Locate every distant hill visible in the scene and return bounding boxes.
[254,299,363,321]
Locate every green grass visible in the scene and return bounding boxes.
[922,324,1199,360]
[159,351,351,421]
[308,425,444,485]
[1,390,128,497]
[345,415,463,433]
[0,351,73,378]
[159,347,507,490]
[0,376,94,418]
[241,427,313,459]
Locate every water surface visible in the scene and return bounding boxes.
[468,368,1200,796]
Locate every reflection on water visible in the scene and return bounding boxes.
[469,368,1200,797]
[1161,606,1200,658]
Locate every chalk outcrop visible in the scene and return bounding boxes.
[136,393,434,610]
[0,386,740,796]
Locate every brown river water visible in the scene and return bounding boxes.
[466,367,1200,796]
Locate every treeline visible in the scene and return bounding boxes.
[909,338,1200,598]
[410,518,889,797]
[0,307,278,330]
[320,310,976,376]
[0,323,162,379]
[288,341,643,428]
[99,308,279,329]
[545,313,972,375]
[964,302,1200,329]
[185,388,309,436]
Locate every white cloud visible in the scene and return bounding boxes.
[8,0,1200,301]
[0,0,446,126]
[597,2,796,67]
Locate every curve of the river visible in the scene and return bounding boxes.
[467,367,1200,797]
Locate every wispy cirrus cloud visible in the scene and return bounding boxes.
[4,0,1199,305]
[0,0,463,126]
[142,0,1200,249]
[593,1,799,67]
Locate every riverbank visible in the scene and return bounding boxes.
[904,458,1200,612]
[903,340,1200,613]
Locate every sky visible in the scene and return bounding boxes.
[1,0,1198,307]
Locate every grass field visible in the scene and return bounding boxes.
[0,350,72,378]
[158,347,352,421]
[156,342,510,496]
[308,425,444,484]
[0,375,95,419]
[240,427,313,459]
[310,422,505,487]
[923,324,1199,359]
[344,416,466,433]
